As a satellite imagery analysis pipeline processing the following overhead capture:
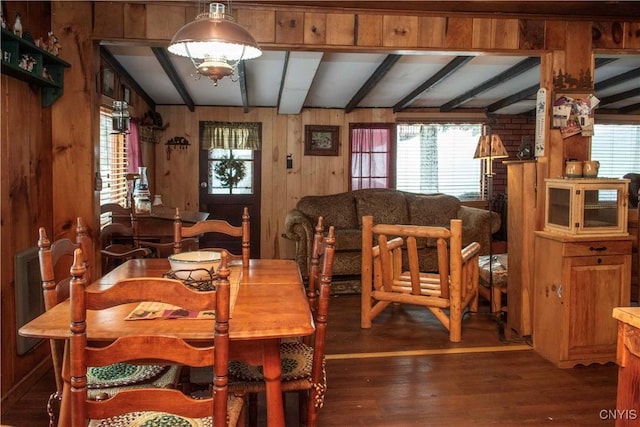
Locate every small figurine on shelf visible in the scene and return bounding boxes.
[18,53,36,72]
[44,32,61,56]
[0,9,6,29]
[13,12,22,37]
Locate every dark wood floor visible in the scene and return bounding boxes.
[1,295,619,426]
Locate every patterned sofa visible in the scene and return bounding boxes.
[284,188,500,292]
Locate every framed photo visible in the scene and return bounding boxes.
[101,68,115,98]
[122,85,131,103]
[304,125,340,156]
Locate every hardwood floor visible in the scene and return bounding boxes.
[1,295,619,426]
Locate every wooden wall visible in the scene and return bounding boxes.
[2,0,640,409]
[1,0,57,408]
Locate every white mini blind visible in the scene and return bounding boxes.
[99,108,129,211]
[591,124,640,178]
[396,123,482,199]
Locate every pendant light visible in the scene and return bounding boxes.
[167,2,262,85]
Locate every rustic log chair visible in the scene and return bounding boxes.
[174,206,250,267]
[68,248,245,427]
[361,215,481,343]
[37,219,179,427]
[228,222,336,427]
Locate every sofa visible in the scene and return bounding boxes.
[284,188,500,291]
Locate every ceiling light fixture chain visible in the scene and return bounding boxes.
[167,1,261,86]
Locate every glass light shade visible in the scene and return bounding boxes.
[111,101,130,134]
[167,3,261,62]
[473,134,508,160]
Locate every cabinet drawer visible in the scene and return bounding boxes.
[562,240,632,257]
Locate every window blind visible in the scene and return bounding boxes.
[396,123,482,199]
[591,124,640,178]
[99,108,129,226]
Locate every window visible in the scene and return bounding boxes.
[99,107,129,207]
[207,148,255,194]
[396,123,482,199]
[349,123,483,197]
[349,124,394,190]
[99,107,129,228]
[591,124,640,178]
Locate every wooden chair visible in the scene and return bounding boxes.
[174,206,250,267]
[228,223,336,427]
[37,220,179,427]
[361,215,481,343]
[100,221,151,273]
[68,248,244,427]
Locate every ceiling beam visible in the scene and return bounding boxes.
[440,57,541,112]
[276,51,290,109]
[595,67,640,92]
[278,51,323,115]
[598,87,640,107]
[393,56,473,113]
[238,61,249,113]
[345,54,402,113]
[618,103,640,114]
[100,46,155,109]
[486,84,538,113]
[151,47,196,112]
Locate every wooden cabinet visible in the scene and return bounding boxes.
[0,28,70,107]
[534,231,632,368]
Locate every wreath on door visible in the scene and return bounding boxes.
[214,154,246,191]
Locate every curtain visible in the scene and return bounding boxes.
[351,127,391,190]
[127,120,142,173]
[201,122,261,150]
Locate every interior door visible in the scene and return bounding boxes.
[198,130,261,258]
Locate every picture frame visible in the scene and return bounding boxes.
[122,85,130,104]
[304,125,340,156]
[101,68,115,98]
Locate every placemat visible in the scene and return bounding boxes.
[125,267,240,320]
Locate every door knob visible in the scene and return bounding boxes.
[200,182,207,188]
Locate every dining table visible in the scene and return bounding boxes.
[19,257,314,427]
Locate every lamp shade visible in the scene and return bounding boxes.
[168,3,261,61]
[473,134,508,160]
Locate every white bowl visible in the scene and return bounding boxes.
[168,250,221,281]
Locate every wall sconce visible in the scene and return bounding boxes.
[165,136,190,160]
[111,101,130,134]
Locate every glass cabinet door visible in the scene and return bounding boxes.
[582,188,620,229]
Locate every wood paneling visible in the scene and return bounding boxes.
[382,15,419,48]
[356,14,383,47]
[304,13,326,45]
[276,11,305,44]
[326,13,355,46]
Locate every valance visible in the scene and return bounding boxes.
[201,122,261,150]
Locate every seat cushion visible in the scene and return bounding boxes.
[229,341,314,382]
[333,229,362,251]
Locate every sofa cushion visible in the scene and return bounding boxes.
[354,189,409,226]
[296,192,358,229]
[407,193,461,227]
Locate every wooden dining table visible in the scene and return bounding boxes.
[19,258,314,427]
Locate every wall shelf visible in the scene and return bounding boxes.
[1,28,70,107]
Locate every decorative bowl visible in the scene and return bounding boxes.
[168,250,221,281]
